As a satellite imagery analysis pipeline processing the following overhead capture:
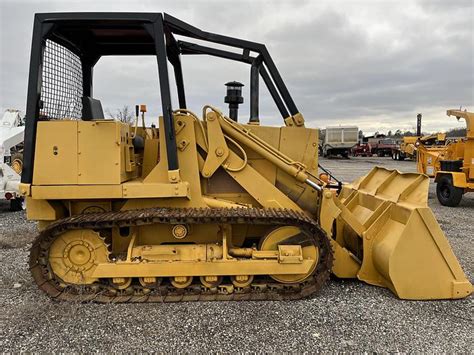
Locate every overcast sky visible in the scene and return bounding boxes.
[0,0,472,134]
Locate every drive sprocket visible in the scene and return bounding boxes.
[48,229,109,284]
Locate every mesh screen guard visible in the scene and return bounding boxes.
[40,40,83,120]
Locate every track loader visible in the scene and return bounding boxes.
[20,13,472,302]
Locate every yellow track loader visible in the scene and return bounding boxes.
[20,13,472,302]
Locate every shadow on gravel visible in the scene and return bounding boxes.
[0,229,36,249]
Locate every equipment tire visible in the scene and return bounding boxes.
[436,175,463,207]
[11,152,23,175]
[10,198,23,211]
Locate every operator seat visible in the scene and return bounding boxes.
[82,96,104,120]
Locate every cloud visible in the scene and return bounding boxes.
[0,0,472,135]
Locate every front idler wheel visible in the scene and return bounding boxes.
[259,226,319,284]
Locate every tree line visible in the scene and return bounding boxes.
[108,106,467,139]
[358,127,466,139]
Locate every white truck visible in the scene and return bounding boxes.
[323,125,359,158]
[0,109,25,210]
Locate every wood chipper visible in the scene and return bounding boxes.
[20,13,472,302]
[416,132,448,177]
[433,110,474,206]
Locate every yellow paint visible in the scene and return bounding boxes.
[33,120,78,185]
[335,167,472,299]
[27,106,472,300]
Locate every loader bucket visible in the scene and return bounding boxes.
[333,167,472,300]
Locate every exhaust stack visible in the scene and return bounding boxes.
[225,81,244,121]
[417,113,422,136]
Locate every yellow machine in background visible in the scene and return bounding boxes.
[416,132,448,177]
[432,110,474,206]
[395,132,446,164]
[393,136,419,160]
[20,13,471,302]
[392,112,447,162]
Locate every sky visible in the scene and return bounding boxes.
[0,0,472,135]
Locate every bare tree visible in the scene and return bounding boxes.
[106,105,134,124]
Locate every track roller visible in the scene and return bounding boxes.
[111,277,132,290]
[139,277,163,288]
[200,276,223,288]
[230,275,254,288]
[170,276,193,288]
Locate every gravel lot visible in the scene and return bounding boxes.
[1,157,472,352]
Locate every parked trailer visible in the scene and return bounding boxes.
[0,110,24,210]
[351,143,372,157]
[370,138,397,157]
[353,133,397,158]
[323,126,358,158]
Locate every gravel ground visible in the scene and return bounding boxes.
[1,157,472,352]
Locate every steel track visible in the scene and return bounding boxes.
[30,207,333,303]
